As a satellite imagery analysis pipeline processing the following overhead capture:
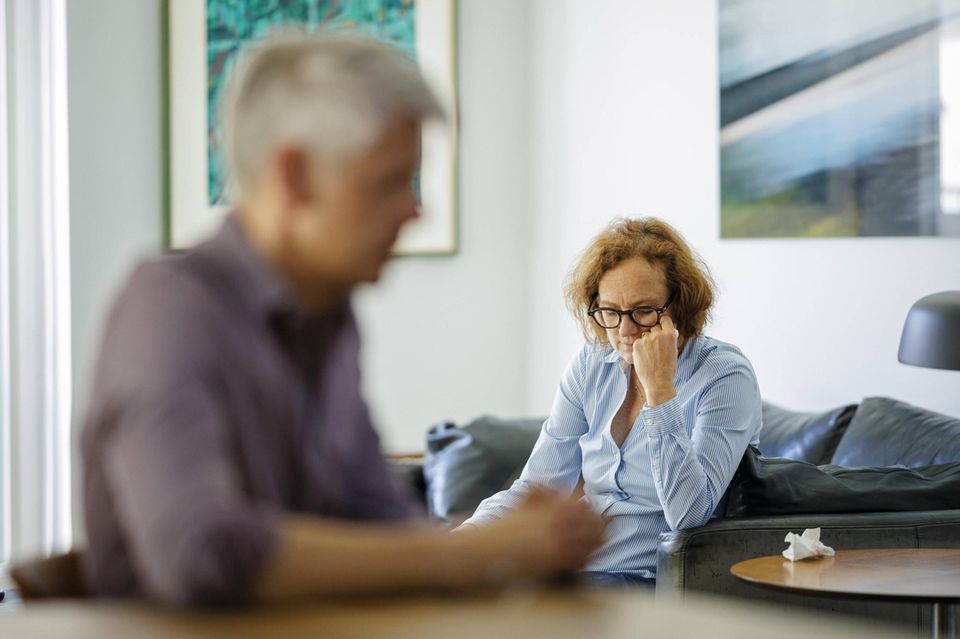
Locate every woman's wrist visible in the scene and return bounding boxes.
[643,384,677,408]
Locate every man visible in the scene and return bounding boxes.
[81,34,604,607]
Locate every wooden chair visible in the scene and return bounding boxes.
[9,550,86,599]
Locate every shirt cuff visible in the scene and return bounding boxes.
[460,502,510,528]
[640,396,684,436]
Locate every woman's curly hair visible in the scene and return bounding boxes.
[564,217,717,344]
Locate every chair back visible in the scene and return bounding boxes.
[10,550,86,599]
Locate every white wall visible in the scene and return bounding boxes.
[68,0,163,413]
[67,0,163,539]
[523,0,960,419]
[355,0,533,452]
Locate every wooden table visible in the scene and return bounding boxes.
[0,585,917,639]
[732,549,960,639]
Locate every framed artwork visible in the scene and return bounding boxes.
[719,0,960,238]
[163,0,458,254]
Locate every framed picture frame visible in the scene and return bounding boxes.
[162,0,458,255]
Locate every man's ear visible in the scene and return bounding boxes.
[275,147,313,207]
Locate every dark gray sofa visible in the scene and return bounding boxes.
[404,396,960,634]
[656,397,960,634]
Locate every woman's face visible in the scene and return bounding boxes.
[596,256,672,364]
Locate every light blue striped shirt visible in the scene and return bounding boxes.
[463,335,762,577]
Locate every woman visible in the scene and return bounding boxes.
[461,217,762,586]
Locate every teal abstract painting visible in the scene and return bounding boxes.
[206,0,416,205]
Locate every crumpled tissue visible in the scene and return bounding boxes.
[782,527,835,561]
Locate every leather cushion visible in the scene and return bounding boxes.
[422,415,543,520]
[726,445,960,517]
[831,397,960,468]
[759,401,857,464]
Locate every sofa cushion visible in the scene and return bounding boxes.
[831,397,960,468]
[726,445,960,517]
[759,401,857,464]
[387,459,427,508]
[422,415,543,520]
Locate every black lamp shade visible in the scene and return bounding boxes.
[898,291,960,371]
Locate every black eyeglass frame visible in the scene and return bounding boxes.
[587,290,677,329]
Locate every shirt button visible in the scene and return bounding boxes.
[645,417,655,426]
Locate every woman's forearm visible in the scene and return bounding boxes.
[644,398,717,530]
[459,480,530,528]
[645,369,761,530]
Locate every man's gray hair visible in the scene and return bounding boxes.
[223,32,444,198]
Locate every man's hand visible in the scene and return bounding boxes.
[632,315,680,407]
[468,487,606,583]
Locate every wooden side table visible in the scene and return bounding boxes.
[732,549,960,639]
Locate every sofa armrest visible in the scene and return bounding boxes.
[656,509,960,601]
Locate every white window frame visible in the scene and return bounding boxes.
[0,0,72,567]
[0,0,11,570]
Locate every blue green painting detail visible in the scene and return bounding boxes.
[206,0,416,205]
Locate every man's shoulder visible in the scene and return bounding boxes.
[117,249,235,320]
[123,247,218,294]
[103,252,242,363]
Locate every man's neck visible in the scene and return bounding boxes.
[283,274,350,318]
[235,206,349,318]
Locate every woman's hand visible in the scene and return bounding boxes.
[632,315,679,407]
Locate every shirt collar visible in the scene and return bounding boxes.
[603,347,623,364]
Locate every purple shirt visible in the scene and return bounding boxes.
[81,216,415,606]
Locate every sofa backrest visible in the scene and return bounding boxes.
[758,401,857,465]
[831,397,960,468]
[418,398,960,520]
